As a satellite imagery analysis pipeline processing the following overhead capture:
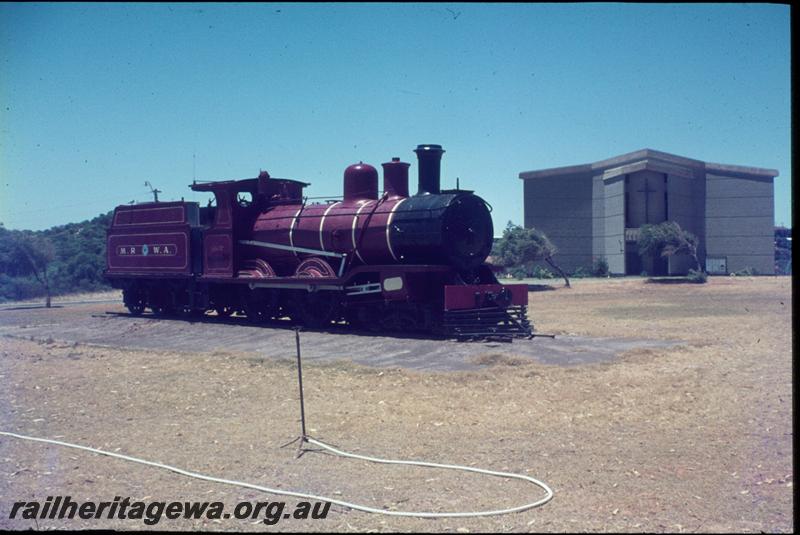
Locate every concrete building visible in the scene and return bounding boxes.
[519,149,778,275]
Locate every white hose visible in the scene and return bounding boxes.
[0,430,552,518]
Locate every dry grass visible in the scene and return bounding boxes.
[0,277,792,532]
[0,290,121,307]
[471,353,530,367]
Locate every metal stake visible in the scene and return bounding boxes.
[278,327,310,457]
[295,327,307,440]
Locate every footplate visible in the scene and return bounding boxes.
[443,305,533,340]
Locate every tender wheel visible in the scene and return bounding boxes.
[123,287,146,316]
[127,302,145,315]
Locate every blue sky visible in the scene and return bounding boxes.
[0,2,791,231]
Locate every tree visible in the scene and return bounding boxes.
[0,212,113,303]
[493,222,570,287]
[8,232,56,307]
[637,221,701,272]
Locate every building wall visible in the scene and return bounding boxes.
[602,176,626,274]
[705,173,775,274]
[523,172,593,272]
[665,172,705,274]
[591,175,606,263]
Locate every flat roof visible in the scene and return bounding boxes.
[519,148,779,180]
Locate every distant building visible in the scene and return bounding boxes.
[774,226,792,275]
[519,149,778,275]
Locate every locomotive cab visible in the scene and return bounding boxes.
[190,174,309,278]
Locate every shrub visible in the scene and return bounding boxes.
[592,257,610,276]
[571,266,590,278]
[638,221,701,271]
[734,267,759,276]
[687,269,708,283]
[494,222,571,287]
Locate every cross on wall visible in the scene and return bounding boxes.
[637,178,658,223]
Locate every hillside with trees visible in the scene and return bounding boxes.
[0,212,112,303]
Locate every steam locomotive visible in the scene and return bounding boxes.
[105,144,532,338]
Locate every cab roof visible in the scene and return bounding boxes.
[189,177,310,192]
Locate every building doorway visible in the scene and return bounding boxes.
[645,254,669,276]
[625,247,667,276]
[625,249,643,276]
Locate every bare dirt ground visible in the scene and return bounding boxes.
[0,277,793,532]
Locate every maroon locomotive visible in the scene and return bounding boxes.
[105,144,532,338]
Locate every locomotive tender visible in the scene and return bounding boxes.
[105,144,532,337]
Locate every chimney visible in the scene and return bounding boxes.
[414,144,445,195]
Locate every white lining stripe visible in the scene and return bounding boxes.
[288,207,303,257]
[239,239,343,258]
[319,202,341,252]
[351,201,372,264]
[386,198,406,261]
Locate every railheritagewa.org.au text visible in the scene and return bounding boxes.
[8,495,331,525]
